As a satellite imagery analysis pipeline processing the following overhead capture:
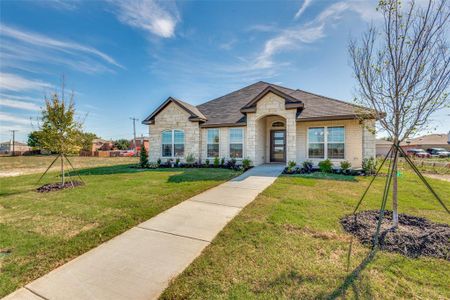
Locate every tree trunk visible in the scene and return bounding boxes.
[392,147,399,228]
[61,154,65,185]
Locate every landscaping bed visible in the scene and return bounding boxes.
[36,181,84,193]
[341,210,450,260]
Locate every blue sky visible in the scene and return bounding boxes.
[1,0,449,143]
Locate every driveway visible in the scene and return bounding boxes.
[4,164,284,300]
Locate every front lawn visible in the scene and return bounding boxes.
[0,165,239,297]
[161,172,450,299]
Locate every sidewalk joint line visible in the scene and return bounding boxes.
[187,199,244,209]
[25,287,48,300]
[136,226,211,243]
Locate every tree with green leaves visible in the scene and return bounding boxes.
[139,145,149,168]
[114,139,130,150]
[349,0,450,227]
[27,131,42,150]
[79,131,98,152]
[38,91,82,185]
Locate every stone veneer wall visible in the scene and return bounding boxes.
[362,119,376,160]
[246,92,297,165]
[148,102,201,162]
[296,119,373,168]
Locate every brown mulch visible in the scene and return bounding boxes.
[36,181,84,193]
[341,210,449,260]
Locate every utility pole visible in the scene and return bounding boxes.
[130,117,138,156]
[10,130,18,156]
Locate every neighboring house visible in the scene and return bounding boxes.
[130,136,149,152]
[401,132,450,151]
[0,140,31,155]
[376,138,393,157]
[143,81,377,167]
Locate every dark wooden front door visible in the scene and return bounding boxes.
[270,130,286,163]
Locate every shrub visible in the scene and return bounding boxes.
[287,160,296,168]
[242,158,252,170]
[362,157,377,175]
[205,159,210,166]
[340,160,351,171]
[213,157,220,168]
[139,146,148,168]
[185,153,195,166]
[157,158,161,166]
[226,158,237,169]
[318,159,333,173]
[302,160,313,173]
[148,162,158,169]
[221,157,225,166]
[175,158,180,166]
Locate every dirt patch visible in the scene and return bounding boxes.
[341,210,449,260]
[36,181,84,193]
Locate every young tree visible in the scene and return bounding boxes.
[139,145,149,168]
[38,91,82,185]
[349,0,450,227]
[27,131,42,149]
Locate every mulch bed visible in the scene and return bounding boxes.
[36,181,84,193]
[341,210,449,260]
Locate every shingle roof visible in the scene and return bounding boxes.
[143,81,374,126]
[402,133,450,146]
[142,97,206,124]
[196,81,371,126]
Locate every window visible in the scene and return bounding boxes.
[207,129,220,157]
[229,128,243,158]
[173,130,185,157]
[272,121,285,128]
[161,130,184,157]
[308,127,325,158]
[307,126,345,159]
[162,131,172,157]
[327,127,344,159]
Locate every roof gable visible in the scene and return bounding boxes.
[142,97,207,125]
[240,86,303,113]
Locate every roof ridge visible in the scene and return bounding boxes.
[196,81,267,109]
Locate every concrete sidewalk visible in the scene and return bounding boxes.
[4,164,284,300]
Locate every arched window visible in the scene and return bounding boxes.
[161,130,185,157]
[272,121,285,128]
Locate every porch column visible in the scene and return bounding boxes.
[286,110,297,164]
[246,113,257,164]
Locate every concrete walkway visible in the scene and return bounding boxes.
[4,164,284,300]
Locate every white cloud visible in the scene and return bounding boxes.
[0,112,32,125]
[1,24,122,68]
[0,99,41,111]
[252,0,379,70]
[110,0,179,38]
[0,73,52,92]
[294,0,313,20]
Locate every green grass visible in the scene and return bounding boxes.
[0,165,240,297]
[161,172,450,299]
[288,172,357,182]
[0,155,138,177]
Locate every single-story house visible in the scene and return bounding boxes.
[401,133,450,151]
[0,140,31,155]
[376,138,393,157]
[142,81,377,167]
[130,136,149,152]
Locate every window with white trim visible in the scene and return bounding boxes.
[207,129,220,158]
[229,128,243,158]
[308,127,325,158]
[161,130,184,157]
[327,127,345,159]
[308,126,345,159]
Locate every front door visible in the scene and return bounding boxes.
[270,130,286,163]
